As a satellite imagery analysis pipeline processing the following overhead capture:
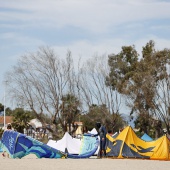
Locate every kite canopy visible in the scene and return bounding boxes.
[0,140,3,152]
[1,130,66,159]
[67,133,99,158]
[106,126,170,160]
[141,133,153,142]
[47,128,99,156]
[1,130,99,159]
[47,132,99,159]
[47,132,82,154]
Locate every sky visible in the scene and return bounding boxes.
[1,0,170,111]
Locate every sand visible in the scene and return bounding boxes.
[0,154,170,170]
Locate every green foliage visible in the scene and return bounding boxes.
[61,94,80,123]
[108,113,127,133]
[106,45,138,92]
[5,107,13,116]
[2,40,170,138]
[107,40,170,135]
[59,93,81,134]
[135,131,142,138]
[0,103,4,113]
[81,104,127,133]
[12,108,35,133]
[134,113,152,134]
[84,104,111,131]
[134,113,163,138]
[0,103,13,116]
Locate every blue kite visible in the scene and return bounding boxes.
[1,130,66,159]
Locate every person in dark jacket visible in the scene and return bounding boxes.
[96,122,107,158]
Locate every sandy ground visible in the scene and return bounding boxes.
[0,154,170,170]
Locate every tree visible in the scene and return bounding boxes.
[134,113,163,138]
[134,41,170,136]
[81,104,126,133]
[106,45,138,93]
[81,104,108,131]
[59,93,81,135]
[0,103,4,113]
[5,47,78,138]
[77,55,126,130]
[78,55,123,114]
[12,108,35,133]
[0,103,13,116]
[107,40,170,137]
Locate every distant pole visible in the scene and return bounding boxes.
[3,81,7,129]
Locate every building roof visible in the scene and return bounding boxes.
[0,116,13,125]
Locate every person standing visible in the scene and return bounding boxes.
[96,122,107,158]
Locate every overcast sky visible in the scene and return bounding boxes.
[1,0,170,109]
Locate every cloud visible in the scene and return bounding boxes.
[1,0,170,33]
[52,35,170,64]
[1,0,170,106]
[0,32,45,55]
